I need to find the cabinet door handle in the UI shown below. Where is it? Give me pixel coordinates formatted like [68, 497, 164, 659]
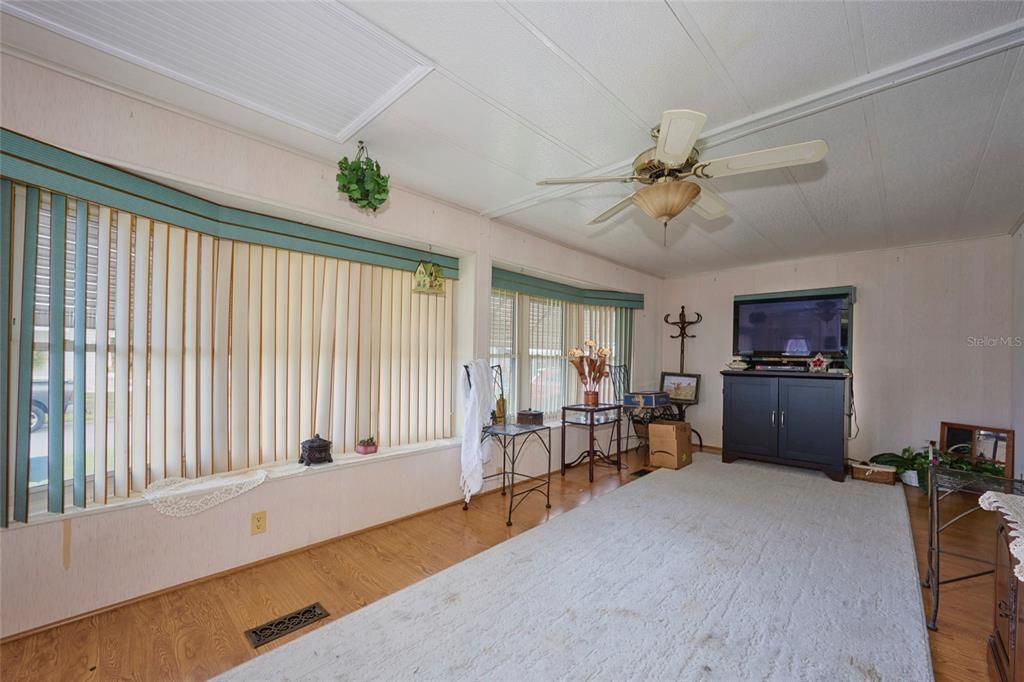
[780, 411, 786, 427]
[999, 600, 1012, 619]
[770, 410, 776, 426]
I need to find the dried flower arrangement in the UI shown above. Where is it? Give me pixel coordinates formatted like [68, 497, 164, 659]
[567, 339, 611, 400]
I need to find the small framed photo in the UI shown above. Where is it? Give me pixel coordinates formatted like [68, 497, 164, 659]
[660, 372, 701, 405]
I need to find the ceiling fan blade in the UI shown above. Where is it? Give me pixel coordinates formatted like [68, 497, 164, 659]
[690, 186, 729, 220]
[655, 109, 707, 166]
[589, 193, 636, 224]
[537, 175, 637, 186]
[694, 140, 828, 179]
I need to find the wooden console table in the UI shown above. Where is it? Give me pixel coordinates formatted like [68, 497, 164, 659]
[982, 490, 1024, 681]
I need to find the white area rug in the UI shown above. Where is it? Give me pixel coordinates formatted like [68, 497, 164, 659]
[218, 454, 933, 681]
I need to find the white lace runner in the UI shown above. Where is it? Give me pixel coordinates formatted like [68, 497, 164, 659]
[980, 491, 1024, 581]
[142, 464, 306, 517]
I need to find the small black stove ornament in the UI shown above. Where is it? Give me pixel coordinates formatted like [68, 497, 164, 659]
[300, 434, 333, 465]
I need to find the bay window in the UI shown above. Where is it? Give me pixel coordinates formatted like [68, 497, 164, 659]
[0, 131, 457, 524]
[488, 269, 640, 420]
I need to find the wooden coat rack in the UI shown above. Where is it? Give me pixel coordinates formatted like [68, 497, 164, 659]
[664, 305, 702, 372]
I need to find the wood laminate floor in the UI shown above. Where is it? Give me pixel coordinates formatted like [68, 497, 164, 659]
[0, 452, 996, 681]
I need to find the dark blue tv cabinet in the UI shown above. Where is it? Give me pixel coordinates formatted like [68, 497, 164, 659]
[721, 371, 850, 481]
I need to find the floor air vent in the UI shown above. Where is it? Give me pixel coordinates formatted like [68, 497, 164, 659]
[245, 602, 329, 648]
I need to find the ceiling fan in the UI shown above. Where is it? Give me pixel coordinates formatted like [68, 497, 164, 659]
[537, 109, 828, 236]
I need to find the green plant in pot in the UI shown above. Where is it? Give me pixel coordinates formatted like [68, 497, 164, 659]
[355, 436, 377, 455]
[870, 443, 1006, 489]
[336, 141, 389, 212]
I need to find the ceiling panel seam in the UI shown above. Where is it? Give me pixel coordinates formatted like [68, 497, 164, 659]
[2, 2, 435, 145]
[0, 45, 357, 168]
[950, 47, 1023, 234]
[331, 5, 602, 166]
[483, 19, 1024, 220]
[697, 19, 1024, 150]
[336, 65, 433, 142]
[382, 106, 570, 186]
[699, 184, 786, 258]
[426, 67, 598, 167]
[844, 0, 891, 246]
[841, 1, 870, 76]
[495, 0, 650, 131]
[1011, 210, 1024, 237]
[0, 4, 348, 140]
[781, 167, 831, 243]
[859, 97, 894, 247]
[480, 154, 641, 218]
[661, 0, 754, 115]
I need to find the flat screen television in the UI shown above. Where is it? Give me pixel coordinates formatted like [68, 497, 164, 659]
[733, 291, 852, 359]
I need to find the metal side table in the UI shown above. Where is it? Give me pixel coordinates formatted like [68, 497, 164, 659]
[922, 463, 1023, 630]
[561, 403, 622, 483]
[463, 423, 552, 526]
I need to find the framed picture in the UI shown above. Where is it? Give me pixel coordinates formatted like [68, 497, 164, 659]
[660, 372, 701, 405]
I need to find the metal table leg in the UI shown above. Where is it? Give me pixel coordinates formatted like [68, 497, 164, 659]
[545, 429, 552, 509]
[505, 436, 515, 526]
[616, 407, 622, 471]
[588, 416, 595, 482]
[560, 407, 567, 476]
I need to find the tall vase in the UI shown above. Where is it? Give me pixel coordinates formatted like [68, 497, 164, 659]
[583, 390, 599, 407]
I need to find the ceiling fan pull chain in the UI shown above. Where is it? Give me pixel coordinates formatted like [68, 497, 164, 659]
[663, 220, 668, 247]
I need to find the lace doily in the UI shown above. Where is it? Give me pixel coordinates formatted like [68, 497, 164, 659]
[980, 491, 1024, 581]
[142, 469, 270, 517]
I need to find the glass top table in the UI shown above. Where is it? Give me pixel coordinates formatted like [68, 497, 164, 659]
[464, 421, 553, 526]
[561, 403, 623, 482]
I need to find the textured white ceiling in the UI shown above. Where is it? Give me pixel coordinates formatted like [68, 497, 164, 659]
[2, 0, 431, 139]
[2, 0, 1023, 277]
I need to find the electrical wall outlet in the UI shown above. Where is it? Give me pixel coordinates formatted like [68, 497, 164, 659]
[250, 511, 267, 535]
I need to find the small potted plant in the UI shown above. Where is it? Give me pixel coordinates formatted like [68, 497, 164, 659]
[355, 436, 377, 455]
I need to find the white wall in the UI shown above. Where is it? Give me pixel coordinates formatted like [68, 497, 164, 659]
[1014, 230, 1024, 438]
[0, 54, 662, 637]
[660, 237, 1017, 462]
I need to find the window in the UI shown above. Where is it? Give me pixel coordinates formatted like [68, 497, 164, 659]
[3, 183, 455, 519]
[488, 289, 517, 414]
[489, 288, 634, 419]
[526, 296, 567, 416]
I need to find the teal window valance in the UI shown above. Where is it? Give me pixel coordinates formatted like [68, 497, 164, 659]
[0, 129, 458, 278]
[491, 267, 644, 309]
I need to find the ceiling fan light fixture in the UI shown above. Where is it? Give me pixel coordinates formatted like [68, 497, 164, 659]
[632, 181, 701, 223]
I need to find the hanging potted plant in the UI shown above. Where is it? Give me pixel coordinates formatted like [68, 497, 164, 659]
[336, 141, 390, 212]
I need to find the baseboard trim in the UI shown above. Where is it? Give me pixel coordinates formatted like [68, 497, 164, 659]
[2, 447, 663, 644]
[0, 486, 502, 644]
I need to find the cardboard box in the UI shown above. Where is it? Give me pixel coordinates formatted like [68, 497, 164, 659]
[647, 420, 693, 470]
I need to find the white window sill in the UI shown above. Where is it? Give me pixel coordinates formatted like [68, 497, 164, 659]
[6, 437, 462, 530]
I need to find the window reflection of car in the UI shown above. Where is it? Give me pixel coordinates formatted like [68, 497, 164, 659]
[30, 380, 73, 432]
[530, 366, 562, 407]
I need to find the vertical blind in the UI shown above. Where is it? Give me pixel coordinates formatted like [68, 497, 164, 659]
[488, 289, 517, 414]
[489, 289, 634, 418]
[526, 296, 567, 417]
[2, 182, 454, 524]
